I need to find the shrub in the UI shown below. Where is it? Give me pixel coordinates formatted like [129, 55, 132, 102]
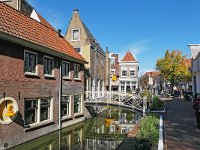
[137, 114, 159, 146]
[150, 96, 164, 111]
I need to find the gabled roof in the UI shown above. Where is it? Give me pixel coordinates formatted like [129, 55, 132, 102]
[122, 50, 136, 62]
[184, 59, 191, 68]
[68, 10, 105, 56]
[144, 71, 160, 77]
[0, 2, 85, 62]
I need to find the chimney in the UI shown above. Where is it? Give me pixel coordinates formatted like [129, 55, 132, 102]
[106, 47, 109, 53]
[58, 29, 62, 38]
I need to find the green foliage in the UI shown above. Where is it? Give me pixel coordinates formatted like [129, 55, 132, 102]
[150, 96, 164, 110]
[141, 90, 152, 102]
[137, 114, 159, 145]
[126, 89, 132, 94]
[126, 137, 151, 150]
[156, 50, 191, 88]
[139, 75, 149, 89]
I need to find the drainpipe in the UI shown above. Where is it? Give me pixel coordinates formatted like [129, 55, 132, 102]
[58, 59, 62, 130]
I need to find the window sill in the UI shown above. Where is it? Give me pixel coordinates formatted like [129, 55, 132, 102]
[62, 115, 72, 122]
[63, 76, 71, 80]
[74, 78, 81, 81]
[44, 74, 55, 79]
[74, 112, 84, 118]
[24, 72, 39, 77]
[24, 119, 54, 132]
[71, 39, 80, 42]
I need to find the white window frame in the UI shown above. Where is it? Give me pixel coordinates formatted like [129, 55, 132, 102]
[62, 61, 71, 79]
[24, 98, 53, 128]
[74, 94, 82, 114]
[129, 69, 135, 77]
[71, 29, 80, 41]
[74, 64, 80, 80]
[121, 69, 128, 77]
[61, 95, 71, 119]
[24, 50, 38, 76]
[43, 55, 54, 77]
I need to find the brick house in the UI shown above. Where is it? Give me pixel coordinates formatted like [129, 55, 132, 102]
[0, 1, 89, 149]
[118, 51, 139, 93]
[109, 52, 120, 91]
[65, 9, 106, 97]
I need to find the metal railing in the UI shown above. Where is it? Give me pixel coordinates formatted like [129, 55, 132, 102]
[85, 91, 143, 112]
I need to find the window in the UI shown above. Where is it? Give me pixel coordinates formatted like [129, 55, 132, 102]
[25, 100, 38, 125]
[74, 95, 81, 113]
[25, 98, 52, 126]
[111, 69, 115, 75]
[44, 56, 54, 76]
[62, 61, 70, 78]
[24, 51, 37, 74]
[122, 70, 127, 77]
[40, 99, 51, 121]
[120, 82, 125, 92]
[61, 96, 71, 117]
[72, 29, 80, 41]
[74, 64, 80, 79]
[130, 70, 135, 77]
[74, 47, 81, 54]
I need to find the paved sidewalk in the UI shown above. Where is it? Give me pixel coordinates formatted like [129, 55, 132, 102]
[163, 98, 200, 150]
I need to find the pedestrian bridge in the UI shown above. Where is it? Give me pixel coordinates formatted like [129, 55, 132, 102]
[85, 91, 144, 112]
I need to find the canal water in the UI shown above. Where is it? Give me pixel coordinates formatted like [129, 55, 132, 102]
[10, 107, 142, 150]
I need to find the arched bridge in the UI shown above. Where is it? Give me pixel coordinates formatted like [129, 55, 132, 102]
[85, 91, 144, 112]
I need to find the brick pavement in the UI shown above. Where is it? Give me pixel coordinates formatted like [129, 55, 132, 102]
[163, 98, 200, 150]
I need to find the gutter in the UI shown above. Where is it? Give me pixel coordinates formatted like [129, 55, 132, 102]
[0, 31, 87, 64]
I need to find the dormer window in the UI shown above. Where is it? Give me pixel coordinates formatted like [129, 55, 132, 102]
[74, 47, 81, 54]
[71, 29, 80, 41]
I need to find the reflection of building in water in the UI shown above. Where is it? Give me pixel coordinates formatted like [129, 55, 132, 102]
[85, 138, 119, 150]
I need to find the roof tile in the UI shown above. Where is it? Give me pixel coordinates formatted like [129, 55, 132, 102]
[0, 2, 85, 62]
[122, 50, 136, 61]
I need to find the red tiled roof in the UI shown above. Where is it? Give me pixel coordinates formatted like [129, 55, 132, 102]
[144, 71, 160, 77]
[0, 2, 85, 62]
[122, 50, 136, 61]
[37, 13, 55, 31]
[184, 59, 191, 68]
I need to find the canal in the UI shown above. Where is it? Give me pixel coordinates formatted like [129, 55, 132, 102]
[10, 107, 142, 150]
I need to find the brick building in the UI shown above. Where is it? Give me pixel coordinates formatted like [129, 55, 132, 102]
[65, 9, 106, 97]
[0, 1, 89, 149]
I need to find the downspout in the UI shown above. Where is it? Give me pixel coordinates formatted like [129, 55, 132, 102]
[58, 59, 62, 130]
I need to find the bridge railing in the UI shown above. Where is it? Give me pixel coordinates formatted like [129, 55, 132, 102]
[85, 91, 141, 105]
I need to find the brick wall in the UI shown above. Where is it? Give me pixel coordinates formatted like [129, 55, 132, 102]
[0, 40, 86, 149]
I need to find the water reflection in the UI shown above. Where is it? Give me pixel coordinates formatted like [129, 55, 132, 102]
[10, 107, 142, 150]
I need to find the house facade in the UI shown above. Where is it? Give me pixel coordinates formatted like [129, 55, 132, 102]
[118, 51, 139, 93]
[0, 2, 90, 149]
[109, 52, 120, 91]
[141, 71, 161, 94]
[65, 9, 106, 97]
[188, 44, 200, 95]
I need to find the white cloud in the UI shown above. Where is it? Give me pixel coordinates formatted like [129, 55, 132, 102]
[118, 38, 152, 61]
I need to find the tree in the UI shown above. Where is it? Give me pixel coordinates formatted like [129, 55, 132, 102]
[138, 74, 149, 90]
[156, 50, 191, 92]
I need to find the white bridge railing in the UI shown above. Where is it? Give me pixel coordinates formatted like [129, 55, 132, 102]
[85, 91, 143, 112]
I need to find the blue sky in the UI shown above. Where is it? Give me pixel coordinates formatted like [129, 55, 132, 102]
[28, 0, 200, 75]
